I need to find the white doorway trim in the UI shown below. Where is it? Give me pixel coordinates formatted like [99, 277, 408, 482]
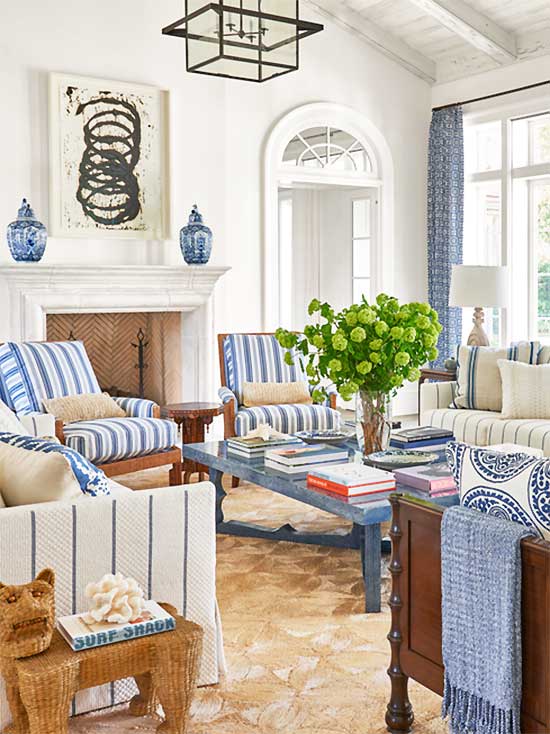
[263, 102, 395, 329]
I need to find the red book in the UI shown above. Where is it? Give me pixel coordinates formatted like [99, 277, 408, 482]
[306, 474, 395, 497]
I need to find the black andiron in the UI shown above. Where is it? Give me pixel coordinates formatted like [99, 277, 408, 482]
[131, 328, 149, 399]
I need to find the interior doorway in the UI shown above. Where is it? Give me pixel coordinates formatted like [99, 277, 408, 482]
[264, 103, 393, 330]
[278, 183, 378, 330]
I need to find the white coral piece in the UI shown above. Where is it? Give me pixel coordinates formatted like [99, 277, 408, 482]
[83, 573, 145, 625]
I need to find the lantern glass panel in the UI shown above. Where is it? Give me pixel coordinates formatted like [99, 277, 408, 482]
[186, 7, 222, 70]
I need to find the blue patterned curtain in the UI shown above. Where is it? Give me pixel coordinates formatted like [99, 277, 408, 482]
[428, 106, 463, 366]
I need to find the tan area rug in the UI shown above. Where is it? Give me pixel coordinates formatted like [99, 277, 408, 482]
[70, 468, 446, 734]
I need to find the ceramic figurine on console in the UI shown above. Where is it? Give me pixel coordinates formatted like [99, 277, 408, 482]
[180, 204, 212, 264]
[6, 199, 47, 262]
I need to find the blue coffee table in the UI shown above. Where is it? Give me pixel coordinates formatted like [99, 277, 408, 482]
[181, 440, 459, 612]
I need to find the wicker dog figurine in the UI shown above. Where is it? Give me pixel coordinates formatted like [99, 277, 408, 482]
[0, 569, 203, 734]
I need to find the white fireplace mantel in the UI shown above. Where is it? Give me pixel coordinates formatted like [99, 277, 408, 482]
[0, 264, 231, 401]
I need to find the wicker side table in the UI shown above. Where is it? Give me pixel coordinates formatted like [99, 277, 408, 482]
[162, 402, 223, 483]
[5, 608, 203, 734]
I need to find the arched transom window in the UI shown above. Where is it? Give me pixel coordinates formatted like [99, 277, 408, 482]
[282, 126, 375, 173]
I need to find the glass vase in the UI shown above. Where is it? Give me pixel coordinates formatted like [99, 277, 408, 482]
[355, 389, 391, 458]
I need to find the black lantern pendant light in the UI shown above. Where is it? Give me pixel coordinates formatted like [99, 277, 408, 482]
[162, 0, 323, 82]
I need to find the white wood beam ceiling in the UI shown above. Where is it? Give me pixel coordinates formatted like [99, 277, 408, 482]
[308, 0, 544, 83]
[306, 0, 437, 82]
[407, 0, 517, 64]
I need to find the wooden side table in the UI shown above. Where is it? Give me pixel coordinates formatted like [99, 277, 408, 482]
[418, 367, 457, 424]
[162, 402, 223, 483]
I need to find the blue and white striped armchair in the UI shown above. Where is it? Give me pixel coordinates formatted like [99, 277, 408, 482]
[0, 341, 182, 483]
[217, 333, 341, 438]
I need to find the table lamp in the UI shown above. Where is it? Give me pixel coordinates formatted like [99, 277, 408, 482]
[449, 265, 508, 347]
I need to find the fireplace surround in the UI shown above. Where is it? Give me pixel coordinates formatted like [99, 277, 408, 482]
[0, 264, 230, 403]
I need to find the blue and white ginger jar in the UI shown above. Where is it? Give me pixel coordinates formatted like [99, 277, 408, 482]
[180, 205, 212, 265]
[7, 199, 47, 262]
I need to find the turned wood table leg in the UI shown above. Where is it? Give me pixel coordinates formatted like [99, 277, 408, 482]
[386, 495, 414, 733]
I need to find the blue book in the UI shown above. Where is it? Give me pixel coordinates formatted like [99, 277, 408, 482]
[390, 436, 453, 449]
[57, 600, 176, 651]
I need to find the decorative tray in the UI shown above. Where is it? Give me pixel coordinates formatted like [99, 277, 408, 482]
[365, 449, 439, 471]
[294, 429, 354, 446]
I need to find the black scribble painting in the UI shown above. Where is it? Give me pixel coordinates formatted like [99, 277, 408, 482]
[75, 96, 142, 226]
[51, 74, 166, 238]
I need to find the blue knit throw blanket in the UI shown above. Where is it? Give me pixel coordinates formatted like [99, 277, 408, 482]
[441, 506, 535, 734]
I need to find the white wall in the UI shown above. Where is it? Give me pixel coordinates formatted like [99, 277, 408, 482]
[1, 0, 432, 344]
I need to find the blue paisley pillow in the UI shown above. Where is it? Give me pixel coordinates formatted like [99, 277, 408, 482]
[0, 432, 109, 497]
[446, 441, 550, 539]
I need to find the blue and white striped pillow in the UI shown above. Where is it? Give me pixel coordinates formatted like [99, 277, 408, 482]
[454, 342, 539, 412]
[0, 341, 100, 416]
[0, 432, 109, 496]
[222, 334, 309, 405]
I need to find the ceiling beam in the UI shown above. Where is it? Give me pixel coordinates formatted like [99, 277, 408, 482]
[306, 0, 437, 83]
[406, 0, 517, 64]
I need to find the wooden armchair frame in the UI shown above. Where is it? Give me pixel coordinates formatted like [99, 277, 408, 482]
[386, 494, 550, 734]
[217, 332, 338, 440]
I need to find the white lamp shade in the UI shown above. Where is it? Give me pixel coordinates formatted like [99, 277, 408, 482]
[449, 265, 509, 308]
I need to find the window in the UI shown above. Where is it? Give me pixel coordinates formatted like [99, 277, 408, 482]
[282, 126, 374, 173]
[352, 196, 373, 303]
[464, 107, 550, 344]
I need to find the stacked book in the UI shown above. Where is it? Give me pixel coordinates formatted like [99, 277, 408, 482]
[265, 444, 348, 474]
[227, 434, 303, 459]
[307, 463, 396, 500]
[393, 463, 456, 498]
[389, 426, 454, 452]
[57, 600, 176, 651]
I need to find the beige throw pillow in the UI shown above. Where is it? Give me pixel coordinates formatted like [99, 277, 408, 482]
[498, 359, 550, 419]
[242, 381, 313, 407]
[454, 344, 536, 412]
[0, 441, 82, 506]
[42, 392, 126, 423]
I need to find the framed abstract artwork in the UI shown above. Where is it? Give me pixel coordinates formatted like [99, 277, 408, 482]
[49, 73, 170, 239]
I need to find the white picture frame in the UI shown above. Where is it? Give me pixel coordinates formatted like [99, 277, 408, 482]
[49, 72, 170, 239]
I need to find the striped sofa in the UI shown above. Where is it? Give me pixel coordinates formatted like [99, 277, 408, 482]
[421, 381, 550, 456]
[0, 481, 224, 729]
[0, 341, 182, 482]
[218, 333, 340, 438]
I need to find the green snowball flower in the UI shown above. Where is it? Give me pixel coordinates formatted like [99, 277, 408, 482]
[350, 326, 366, 343]
[312, 335, 324, 349]
[416, 315, 431, 330]
[345, 311, 358, 326]
[332, 334, 348, 351]
[358, 308, 376, 325]
[423, 333, 436, 348]
[375, 321, 389, 337]
[407, 367, 421, 382]
[328, 358, 342, 372]
[386, 298, 399, 314]
[303, 324, 316, 339]
[283, 351, 294, 366]
[357, 361, 372, 375]
[390, 375, 403, 388]
[370, 352, 381, 364]
[418, 303, 431, 315]
[395, 351, 410, 367]
[404, 327, 417, 342]
[428, 347, 439, 361]
[308, 298, 321, 315]
[369, 339, 383, 351]
[306, 364, 316, 378]
[390, 326, 404, 340]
